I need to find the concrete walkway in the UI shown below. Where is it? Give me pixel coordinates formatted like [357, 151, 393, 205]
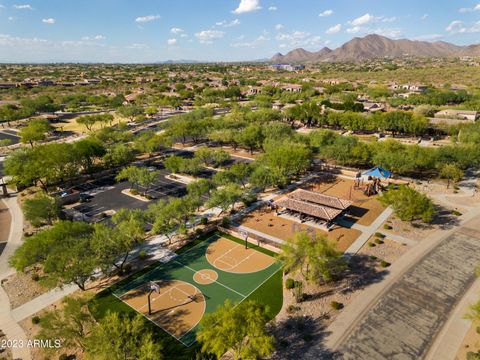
[344, 207, 393, 255]
[0, 194, 31, 360]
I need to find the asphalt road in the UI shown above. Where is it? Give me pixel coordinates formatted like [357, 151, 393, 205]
[0, 130, 20, 145]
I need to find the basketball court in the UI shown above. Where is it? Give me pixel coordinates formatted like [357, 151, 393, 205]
[113, 233, 282, 346]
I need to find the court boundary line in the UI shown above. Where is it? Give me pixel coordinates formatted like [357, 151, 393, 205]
[113, 280, 206, 347]
[206, 238, 277, 274]
[175, 261, 247, 298]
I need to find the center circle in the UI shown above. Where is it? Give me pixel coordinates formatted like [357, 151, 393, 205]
[193, 269, 218, 285]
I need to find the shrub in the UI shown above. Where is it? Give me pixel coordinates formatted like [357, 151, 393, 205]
[31, 273, 40, 281]
[200, 217, 208, 225]
[59, 354, 69, 360]
[330, 301, 344, 310]
[452, 210, 462, 216]
[374, 238, 384, 245]
[31, 316, 41, 324]
[375, 232, 386, 238]
[221, 217, 231, 227]
[370, 255, 378, 260]
[138, 250, 147, 260]
[380, 260, 391, 268]
[285, 278, 295, 289]
[384, 224, 392, 230]
[130, 188, 139, 195]
[293, 282, 304, 303]
[379, 186, 435, 223]
[287, 305, 300, 313]
[368, 242, 376, 247]
[302, 334, 314, 342]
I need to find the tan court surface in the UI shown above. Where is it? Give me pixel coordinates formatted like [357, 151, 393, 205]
[113, 233, 282, 346]
[121, 280, 205, 339]
[206, 237, 276, 273]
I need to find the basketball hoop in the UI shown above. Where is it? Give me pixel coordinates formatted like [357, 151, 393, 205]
[148, 281, 160, 315]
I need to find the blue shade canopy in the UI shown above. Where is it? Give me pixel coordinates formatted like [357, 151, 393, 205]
[362, 166, 392, 179]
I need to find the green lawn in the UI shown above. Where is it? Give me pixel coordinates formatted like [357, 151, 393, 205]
[89, 231, 283, 359]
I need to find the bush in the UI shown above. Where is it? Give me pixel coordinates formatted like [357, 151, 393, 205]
[59, 354, 69, 360]
[31, 316, 41, 324]
[374, 238, 384, 245]
[330, 301, 344, 310]
[368, 242, 376, 247]
[138, 250, 147, 260]
[130, 188, 139, 195]
[31, 273, 40, 281]
[285, 278, 295, 289]
[200, 217, 208, 225]
[384, 224, 392, 230]
[293, 282, 305, 303]
[379, 186, 435, 223]
[380, 260, 391, 268]
[370, 255, 378, 260]
[221, 217, 231, 227]
[375, 232, 386, 238]
[452, 210, 462, 216]
[287, 305, 300, 313]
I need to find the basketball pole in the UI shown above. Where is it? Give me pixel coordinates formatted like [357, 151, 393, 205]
[148, 289, 154, 315]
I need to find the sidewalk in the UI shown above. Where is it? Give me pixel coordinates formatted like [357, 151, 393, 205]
[0, 194, 31, 360]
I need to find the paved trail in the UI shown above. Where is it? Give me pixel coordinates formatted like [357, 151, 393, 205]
[334, 221, 480, 359]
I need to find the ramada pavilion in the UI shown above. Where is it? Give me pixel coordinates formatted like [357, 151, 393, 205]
[275, 189, 352, 229]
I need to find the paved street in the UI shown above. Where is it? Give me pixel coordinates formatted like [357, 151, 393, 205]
[335, 225, 480, 360]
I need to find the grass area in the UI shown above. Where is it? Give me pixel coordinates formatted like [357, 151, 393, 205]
[89, 231, 283, 359]
[53, 113, 126, 134]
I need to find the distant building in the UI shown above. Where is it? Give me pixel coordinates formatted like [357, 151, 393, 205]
[434, 109, 479, 122]
[270, 64, 305, 72]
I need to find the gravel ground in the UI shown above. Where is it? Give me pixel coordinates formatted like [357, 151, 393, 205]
[2, 271, 49, 309]
[358, 236, 409, 264]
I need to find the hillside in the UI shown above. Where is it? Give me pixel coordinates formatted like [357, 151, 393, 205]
[271, 34, 480, 63]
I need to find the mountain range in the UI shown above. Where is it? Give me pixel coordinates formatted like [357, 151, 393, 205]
[271, 34, 480, 63]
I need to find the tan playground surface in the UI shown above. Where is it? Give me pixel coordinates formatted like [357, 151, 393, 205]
[306, 176, 385, 226]
[206, 237, 275, 273]
[120, 280, 205, 339]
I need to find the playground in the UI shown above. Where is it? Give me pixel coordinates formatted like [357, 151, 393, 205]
[113, 233, 282, 346]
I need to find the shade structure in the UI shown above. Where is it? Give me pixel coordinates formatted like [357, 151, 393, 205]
[362, 166, 392, 179]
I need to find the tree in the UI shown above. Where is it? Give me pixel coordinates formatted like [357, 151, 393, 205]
[10, 221, 97, 291]
[279, 232, 346, 284]
[116, 166, 159, 196]
[85, 312, 162, 360]
[117, 105, 145, 121]
[197, 300, 274, 360]
[440, 163, 464, 189]
[207, 183, 243, 214]
[23, 193, 60, 227]
[379, 185, 435, 223]
[103, 144, 135, 168]
[235, 124, 264, 154]
[37, 294, 95, 354]
[19, 119, 53, 147]
[73, 138, 106, 173]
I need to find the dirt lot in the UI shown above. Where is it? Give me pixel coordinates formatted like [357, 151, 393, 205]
[239, 207, 361, 252]
[1, 271, 49, 309]
[305, 176, 385, 226]
[456, 319, 480, 360]
[357, 236, 409, 264]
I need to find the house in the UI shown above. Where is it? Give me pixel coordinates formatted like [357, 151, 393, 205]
[434, 109, 479, 122]
[270, 64, 305, 72]
[281, 84, 302, 93]
[363, 102, 386, 113]
[272, 102, 284, 110]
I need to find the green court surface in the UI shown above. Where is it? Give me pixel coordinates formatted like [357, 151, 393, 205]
[113, 233, 282, 346]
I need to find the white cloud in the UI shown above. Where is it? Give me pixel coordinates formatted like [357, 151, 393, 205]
[167, 38, 178, 45]
[126, 43, 148, 50]
[231, 34, 269, 48]
[42, 18, 55, 24]
[346, 26, 402, 38]
[0, 5, 5, 9]
[421, 14, 429, 20]
[180, 33, 188, 38]
[13, 4, 32, 10]
[275, 23, 284, 31]
[319, 10, 333, 17]
[382, 17, 397, 23]
[170, 27, 184, 34]
[276, 31, 323, 47]
[350, 13, 379, 26]
[268, 6, 277, 11]
[82, 35, 106, 41]
[195, 30, 225, 44]
[459, 3, 480, 13]
[326, 24, 341, 34]
[446, 20, 467, 34]
[233, 0, 261, 14]
[414, 34, 443, 41]
[8, 16, 13, 21]
[216, 19, 241, 28]
[135, 15, 160, 23]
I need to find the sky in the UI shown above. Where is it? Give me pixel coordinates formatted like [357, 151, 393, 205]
[0, 0, 479, 63]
